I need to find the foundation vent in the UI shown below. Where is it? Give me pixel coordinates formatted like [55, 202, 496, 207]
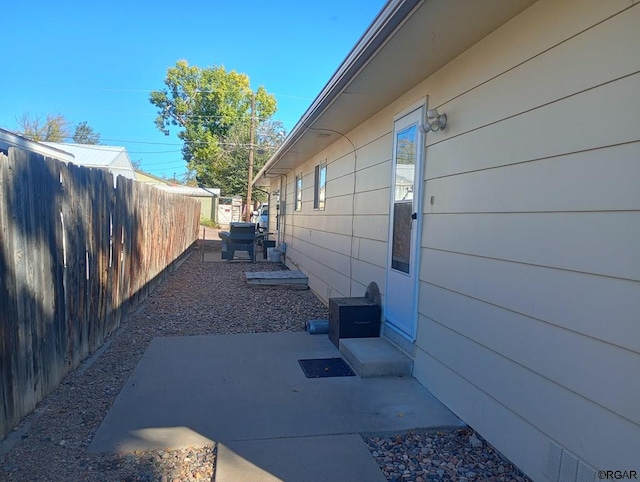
[577, 464, 597, 482]
[559, 451, 578, 482]
[544, 441, 563, 481]
[544, 441, 595, 482]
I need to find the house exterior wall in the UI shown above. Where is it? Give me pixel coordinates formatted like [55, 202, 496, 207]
[273, 125, 392, 300]
[267, 0, 640, 479]
[198, 195, 216, 222]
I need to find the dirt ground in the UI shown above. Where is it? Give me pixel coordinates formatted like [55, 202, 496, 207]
[196, 225, 222, 242]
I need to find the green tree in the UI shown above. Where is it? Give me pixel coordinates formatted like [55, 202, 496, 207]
[181, 170, 199, 187]
[213, 119, 286, 202]
[72, 121, 101, 144]
[149, 60, 279, 198]
[16, 112, 71, 142]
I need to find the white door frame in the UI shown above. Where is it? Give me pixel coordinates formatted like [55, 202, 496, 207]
[384, 100, 426, 342]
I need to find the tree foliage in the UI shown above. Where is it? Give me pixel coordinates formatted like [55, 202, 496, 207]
[149, 60, 282, 198]
[210, 120, 286, 201]
[72, 121, 101, 144]
[17, 113, 71, 142]
[16, 114, 102, 146]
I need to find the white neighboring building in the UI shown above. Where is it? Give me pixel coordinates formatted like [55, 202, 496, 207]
[43, 142, 136, 180]
[0, 128, 74, 162]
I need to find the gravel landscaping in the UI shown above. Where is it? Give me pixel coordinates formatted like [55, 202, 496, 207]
[365, 429, 530, 482]
[0, 247, 531, 481]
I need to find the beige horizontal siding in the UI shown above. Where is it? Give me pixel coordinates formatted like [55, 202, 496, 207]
[350, 258, 386, 295]
[354, 188, 389, 216]
[268, 2, 639, 478]
[354, 162, 391, 193]
[420, 249, 640, 352]
[327, 173, 355, 200]
[421, 0, 635, 117]
[427, 74, 640, 179]
[412, 348, 551, 481]
[418, 283, 640, 426]
[353, 130, 392, 172]
[356, 238, 387, 269]
[287, 214, 353, 235]
[323, 194, 355, 218]
[416, 319, 640, 468]
[274, 127, 392, 299]
[412, 340, 637, 482]
[423, 212, 640, 281]
[430, 4, 640, 147]
[289, 225, 352, 256]
[410, 2, 640, 477]
[289, 228, 351, 277]
[427, 73, 640, 179]
[284, 243, 351, 297]
[325, 155, 355, 181]
[352, 214, 388, 242]
[424, 142, 640, 213]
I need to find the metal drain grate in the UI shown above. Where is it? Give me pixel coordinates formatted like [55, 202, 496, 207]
[298, 358, 356, 378]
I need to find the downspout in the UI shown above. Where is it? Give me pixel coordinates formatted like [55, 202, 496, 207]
[279, 174, 288, 249]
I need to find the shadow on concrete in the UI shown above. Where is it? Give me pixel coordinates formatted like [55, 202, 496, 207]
[88, 332, 463, 481]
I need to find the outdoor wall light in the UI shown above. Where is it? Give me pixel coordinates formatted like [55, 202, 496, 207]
[420, 108, 447, 132]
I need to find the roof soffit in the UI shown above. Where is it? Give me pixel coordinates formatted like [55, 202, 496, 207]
[257, 0, 536, 182]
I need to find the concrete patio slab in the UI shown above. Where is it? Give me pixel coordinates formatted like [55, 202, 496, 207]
[216, 434, 386, 482]
[89, 331, 462, 455]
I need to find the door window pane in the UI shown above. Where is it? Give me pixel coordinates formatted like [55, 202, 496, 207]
[391, 124, 416, 273]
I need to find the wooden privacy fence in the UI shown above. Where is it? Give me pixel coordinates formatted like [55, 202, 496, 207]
[0, 148, 200, 439]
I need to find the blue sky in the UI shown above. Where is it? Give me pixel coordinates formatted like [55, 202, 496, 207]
[1, 0, 386, 178]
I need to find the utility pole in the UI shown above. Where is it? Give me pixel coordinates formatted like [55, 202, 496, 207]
[245, 91, 256, 222]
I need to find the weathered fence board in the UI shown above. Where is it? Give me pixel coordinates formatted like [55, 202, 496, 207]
[0, 148, 200, 439]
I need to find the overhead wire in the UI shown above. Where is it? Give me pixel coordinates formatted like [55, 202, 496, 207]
[47, 87, 302, 174]
[298, 120, 359, 296]
[103, 88, 313, 101]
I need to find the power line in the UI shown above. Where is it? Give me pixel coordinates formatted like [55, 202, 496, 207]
[140, 159, 188, 166]
[105, 111, 285, 121]
[57, 135, 280, 148]
[128, 149, 182, 154]
[103, 88, 313, 101]
[140, 160, 186, 166]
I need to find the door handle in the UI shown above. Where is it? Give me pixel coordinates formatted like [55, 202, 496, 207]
[411, 212, 417, 220]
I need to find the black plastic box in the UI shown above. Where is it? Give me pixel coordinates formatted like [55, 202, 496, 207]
[328, 297, 381, 348]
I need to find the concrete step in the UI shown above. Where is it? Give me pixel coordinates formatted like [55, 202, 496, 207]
[339, 337, 413, 378]
[245, 270, 309, 287]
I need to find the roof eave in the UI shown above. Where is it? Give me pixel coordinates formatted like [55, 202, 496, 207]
[254, 0, 537, 185]
[253, 0, 421, 184]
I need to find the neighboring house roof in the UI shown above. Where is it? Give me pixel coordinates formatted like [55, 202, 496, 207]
[254, 0, 535, 184]
[0, 128, 75, 162]
[135, 169, 220, 197]
[134, 169, 171, 185]
[43, 142, 136, 180]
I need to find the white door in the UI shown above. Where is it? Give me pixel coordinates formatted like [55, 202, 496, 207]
[385, 106, 424, 341]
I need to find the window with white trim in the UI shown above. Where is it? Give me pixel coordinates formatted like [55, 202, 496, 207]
[295, 173, 302, 211]
[313, 162, 326, 210]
